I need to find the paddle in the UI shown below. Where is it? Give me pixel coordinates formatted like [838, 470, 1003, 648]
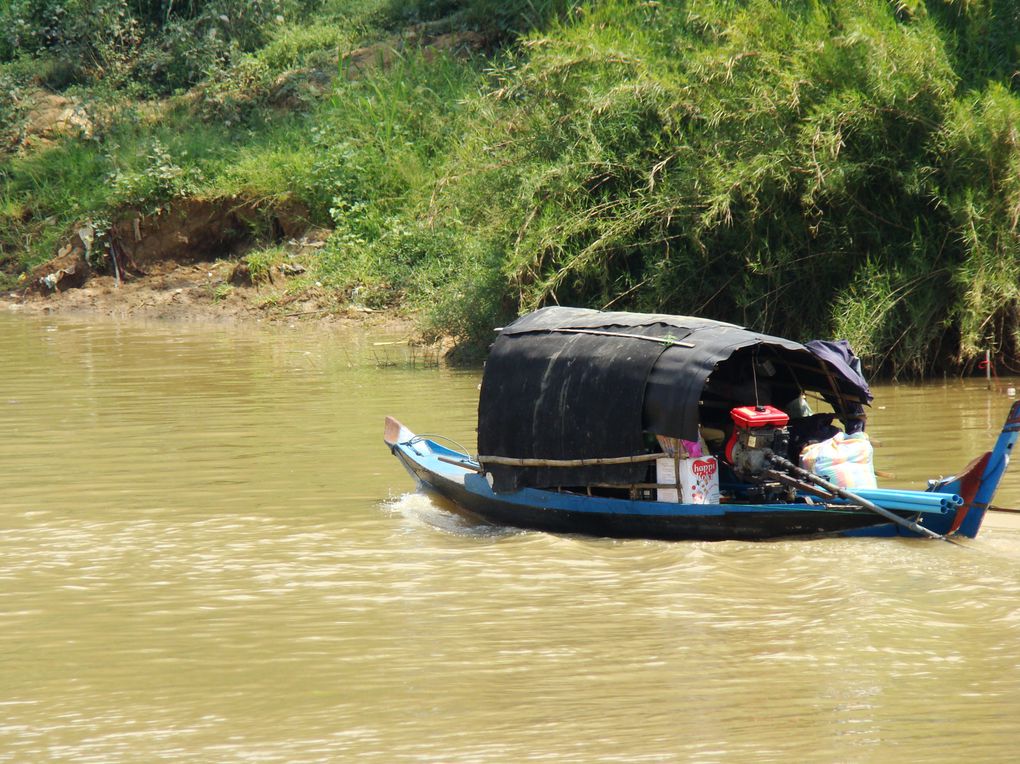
[766, 453, 955, 543]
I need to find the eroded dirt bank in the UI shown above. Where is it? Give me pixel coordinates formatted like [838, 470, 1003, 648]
[0, 198, 414, 334]
[1, 258, 415, 334]
[1, 264, 417, 340]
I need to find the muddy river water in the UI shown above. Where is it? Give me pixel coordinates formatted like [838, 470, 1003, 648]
[2, 312, 1020, 762]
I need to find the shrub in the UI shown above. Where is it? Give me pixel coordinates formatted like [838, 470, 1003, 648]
[401, 0, 1008, 370]
[378, 0, 582, 35]
[255, 22, 350, 71]
[0, 0, 294, 93]
[107, 138, 204, 209]
[0, 72, 26, 150]
[922, 0, 1020, 91]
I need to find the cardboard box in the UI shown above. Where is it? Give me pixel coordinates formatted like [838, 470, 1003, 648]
[657, 456, 720, 504]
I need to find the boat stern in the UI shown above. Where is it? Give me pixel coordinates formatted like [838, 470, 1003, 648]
[929, 400, 1020, 537]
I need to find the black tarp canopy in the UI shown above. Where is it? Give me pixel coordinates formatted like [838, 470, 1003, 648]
[477, 307, 872, 492]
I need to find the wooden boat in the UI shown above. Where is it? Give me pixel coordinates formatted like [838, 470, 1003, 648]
[385, 307, 1020, 541]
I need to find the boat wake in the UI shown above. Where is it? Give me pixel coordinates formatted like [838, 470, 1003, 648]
[384, 492, 520, 538]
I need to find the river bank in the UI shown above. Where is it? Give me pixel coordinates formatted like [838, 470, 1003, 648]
[0, 255, 417, 335]
[2, 2, 1019, 375]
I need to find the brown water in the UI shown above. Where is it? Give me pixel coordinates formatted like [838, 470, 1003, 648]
[3, 312, 1020, 763]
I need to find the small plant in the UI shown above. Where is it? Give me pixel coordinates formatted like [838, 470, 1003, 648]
[213, 282, 234, 301]
[198, 55, 273, 122]
[256, 22, 350, 72]
[243, 245, 285, 285]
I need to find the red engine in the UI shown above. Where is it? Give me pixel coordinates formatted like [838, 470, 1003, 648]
[724, 405, 790, 480]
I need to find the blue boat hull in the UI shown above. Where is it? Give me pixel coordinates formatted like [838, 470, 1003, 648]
[405, 460, 897, 541]
[385, 402, 1020, 541]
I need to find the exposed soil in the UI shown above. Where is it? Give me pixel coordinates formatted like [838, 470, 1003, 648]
[0, 254, 414, 331]
[1, 265, 422, 349]
[15, 89, 94, 151]
[0, 198, 412, 333]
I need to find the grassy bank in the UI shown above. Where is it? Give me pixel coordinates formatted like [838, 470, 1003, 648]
[1, 0, 1019, 376]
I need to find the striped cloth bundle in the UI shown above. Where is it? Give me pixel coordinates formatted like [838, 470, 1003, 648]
[799, 431, 877, 490]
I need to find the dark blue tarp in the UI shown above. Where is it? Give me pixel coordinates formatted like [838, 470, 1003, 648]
[805, 339, 873, 403]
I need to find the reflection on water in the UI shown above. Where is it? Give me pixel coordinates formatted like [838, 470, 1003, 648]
[2, 312, 1020, 762]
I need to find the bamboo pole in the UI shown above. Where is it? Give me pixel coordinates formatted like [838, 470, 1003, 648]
[477, 452, 663, 468]
[438, 455, 484, 472]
